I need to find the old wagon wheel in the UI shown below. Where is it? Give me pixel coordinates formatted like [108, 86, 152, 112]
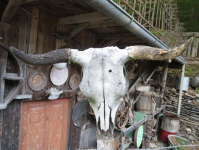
[115, 101, 129, 129]
[0, 42, 23, 109]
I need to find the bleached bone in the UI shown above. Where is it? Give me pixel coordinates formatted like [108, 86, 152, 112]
[42, 87, 77, 100]
[10, 37, 193, 135]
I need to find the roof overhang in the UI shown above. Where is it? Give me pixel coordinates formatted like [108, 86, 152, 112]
[81, 0, 186, 65]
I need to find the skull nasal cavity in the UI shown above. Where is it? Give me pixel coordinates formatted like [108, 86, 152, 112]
[109, 70, 112, 72]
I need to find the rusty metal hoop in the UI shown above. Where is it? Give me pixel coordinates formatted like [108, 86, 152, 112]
[28, 70, 47, 91]
[115, 101, 129, 129]
[69, 74, 80, 89]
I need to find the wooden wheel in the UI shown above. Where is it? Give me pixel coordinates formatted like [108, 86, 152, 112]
[115, 101, 129, 129]
[0, 42, 23, 109]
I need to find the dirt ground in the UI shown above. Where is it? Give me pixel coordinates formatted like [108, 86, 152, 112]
[150, 139, 169, 149]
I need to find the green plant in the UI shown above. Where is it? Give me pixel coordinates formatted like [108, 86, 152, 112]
[195, 88, 199, 94]
[178, 0, 199, 31]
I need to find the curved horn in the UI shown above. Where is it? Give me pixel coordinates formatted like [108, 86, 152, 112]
[125, 37, 193, 61]
[10, 46, 71, 65]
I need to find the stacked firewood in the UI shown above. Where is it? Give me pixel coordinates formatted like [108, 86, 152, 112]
[164, 88, 199, 144]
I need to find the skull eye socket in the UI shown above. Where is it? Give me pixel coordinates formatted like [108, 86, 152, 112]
[123, 65, 127, 77]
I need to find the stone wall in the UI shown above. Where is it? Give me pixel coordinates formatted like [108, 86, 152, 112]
[164, 88, 199, 144]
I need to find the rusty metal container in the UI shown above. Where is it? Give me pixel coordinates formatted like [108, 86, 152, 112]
[135, 86, 153, 115]
[161, 113, 180, 133]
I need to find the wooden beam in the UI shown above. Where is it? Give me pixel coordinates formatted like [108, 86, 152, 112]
[65, 22, 90, 41]
[21, 0, 39, 5]
[0, 21, 10, 45]
[121, 0, 163, 37]
[87, 21, 119, 29]
[101, 39, 120, 47]
[119, 39, 146, 43]
[60, 12, 109, 25]
[1, 0, 23, 23]
[182, 32, 199, 38]
[191, 37, 198, 58]
[97, 33, 135, 40]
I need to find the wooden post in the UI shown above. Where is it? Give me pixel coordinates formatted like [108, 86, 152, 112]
[97, 135, 114, 150]
[191, 36, 198, 58]
[187, 37, 192, 57]
[182, 38, 187, 57]
[177, 64, 185, 117]
[155, 0, 160, 28]
[152, 61, 169, 140]
[132, 0, 137, 17]
[120, 133, 125, 150]
[1, 0, 23, 23]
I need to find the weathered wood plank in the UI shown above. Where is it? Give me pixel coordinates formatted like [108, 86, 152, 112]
[2, 101, 14, 149]
[0, 110, 3, 149]
[79, 122, 97, 149]
[8, 9, 20, 47]
[191, 37, 198, 58]
[56, 25, 63, 49]
[0, 20, 9, 104]
[101, 39, 119, 47]
[97, 33, 135, 40]
[17, 5, 30, 95]
[87, 21, 118, 29]
[65, 22, 90, 41]
[187, 37, 192, 57]
[18, 6, 29, 51]
[26, 6, 39, 100]
[60, 12, 109, 25]
[35, 8, 46, 71]
[68, 64, 82, 150]
[182, 38, 187, 57]
[0, 47, 8, 103]
[41, 11, 53, 100]
[11, 100, 22, 150]
[182, 32, 199, 38]
[1, 0, 23, 23]
[0, 21, 10, 45]
[28, 6, 39, 55]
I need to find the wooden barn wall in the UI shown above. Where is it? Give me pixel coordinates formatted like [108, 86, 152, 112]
[0, 2, 97, 150]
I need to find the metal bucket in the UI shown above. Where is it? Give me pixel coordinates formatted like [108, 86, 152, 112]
[191, 76, 199, 88]
[176, 76, 189, 91]
[161, 113, 180, 133]
[135, 86, 153, 115]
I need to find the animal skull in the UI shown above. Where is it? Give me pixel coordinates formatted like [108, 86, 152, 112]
[10, 38, 193, 135]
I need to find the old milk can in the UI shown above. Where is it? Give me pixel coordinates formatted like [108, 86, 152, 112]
[135, 86, 153, 114]
[161, 113, 180, 133]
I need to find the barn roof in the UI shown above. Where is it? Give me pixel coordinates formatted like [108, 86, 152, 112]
[4, 0, 185, 65]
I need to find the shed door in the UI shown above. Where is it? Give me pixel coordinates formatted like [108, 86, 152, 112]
[20, 98, 69, 150]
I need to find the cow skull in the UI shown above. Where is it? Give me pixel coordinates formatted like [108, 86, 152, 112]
[10, 38, 193, 135]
